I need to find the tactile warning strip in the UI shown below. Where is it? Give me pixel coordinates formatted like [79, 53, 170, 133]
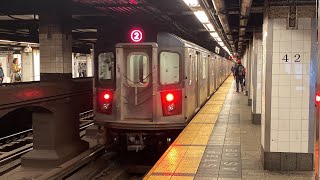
[144, 76, 233, 180]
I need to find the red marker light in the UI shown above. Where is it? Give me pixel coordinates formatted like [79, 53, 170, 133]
[166, 93, 174, 102]
[104, 93, 111, 100]
[316, 95, 320, 103]
[130, 29, 143, 43]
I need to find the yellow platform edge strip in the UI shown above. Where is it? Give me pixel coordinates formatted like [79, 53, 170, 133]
[144, 76, 234, 180]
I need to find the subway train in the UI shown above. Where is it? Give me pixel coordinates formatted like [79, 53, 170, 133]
[94, 32, 233, 151]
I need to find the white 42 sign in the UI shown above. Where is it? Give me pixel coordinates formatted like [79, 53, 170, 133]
[282, 54, 301, 62]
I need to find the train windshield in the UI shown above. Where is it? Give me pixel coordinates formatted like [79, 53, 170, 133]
[98, 52, 114, 80]
[159, 51, 180, 85]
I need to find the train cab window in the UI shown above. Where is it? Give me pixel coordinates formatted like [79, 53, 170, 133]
[127, 53, 149, 87]
[159, 52, 180, 85]
[98, 52, 114, 80]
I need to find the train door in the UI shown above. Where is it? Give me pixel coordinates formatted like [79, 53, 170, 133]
[195, 52, 200, 109]
[207, 55, 210, 97]
[117, 44, 155, 121]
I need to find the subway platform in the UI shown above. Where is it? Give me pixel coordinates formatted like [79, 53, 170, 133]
[144, 76, 314, 180]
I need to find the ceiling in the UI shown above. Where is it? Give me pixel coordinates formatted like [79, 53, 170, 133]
[0, 0, 316, 56]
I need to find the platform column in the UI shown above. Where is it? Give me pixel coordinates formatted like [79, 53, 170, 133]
[260, 2, 316, 171]
[247, 40, 253, 104]
[251, 33, 263, 124]
[21, 0, 88, 168]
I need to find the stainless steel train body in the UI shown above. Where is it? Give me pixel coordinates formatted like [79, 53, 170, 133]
[95, 33, 232, 149]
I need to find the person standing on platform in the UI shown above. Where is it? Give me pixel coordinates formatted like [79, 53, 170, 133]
[10, 58, 22, 83]
[234, 60, 245, 93]
[0, 62, 4, 84]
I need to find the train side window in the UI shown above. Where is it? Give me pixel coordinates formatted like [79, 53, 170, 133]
[98, 52, 114, 80]
[159, 52, 180, 85]
[189, 54, 192, 85]
[202, 56, 207, 79]
[127, 53, 149, 87]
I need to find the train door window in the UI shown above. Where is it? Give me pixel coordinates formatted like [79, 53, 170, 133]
[189, 54, 193, 85]
[127, 53, 149, 87]
[202, 56, 207, 79]
[98, 52, 114, 80]
[159, 52, 180, 85]
[195, 53, 198, 82]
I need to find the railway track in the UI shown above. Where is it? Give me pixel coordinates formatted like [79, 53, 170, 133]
[0, 110, 94, 176]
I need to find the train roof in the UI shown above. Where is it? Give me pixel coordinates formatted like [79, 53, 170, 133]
[157, 32, 209, 52]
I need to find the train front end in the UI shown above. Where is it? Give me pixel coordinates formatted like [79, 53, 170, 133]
[95, 38, 186, 151]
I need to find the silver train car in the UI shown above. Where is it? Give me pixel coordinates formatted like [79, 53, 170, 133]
[95, 32, 232, 150]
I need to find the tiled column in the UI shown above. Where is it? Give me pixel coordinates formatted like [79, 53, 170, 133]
[21, 0, 88, 168]
[39, 0, 72, 81]
[248, 41, 253, 105]
[21, 52, 34, 82]
[251, 33, 263, 124]
[261, 4, 316, 171]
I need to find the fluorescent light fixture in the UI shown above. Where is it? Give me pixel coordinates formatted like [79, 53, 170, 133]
[183, 0, 199, 7]
[216, 37, 222, 42]
[205, 23, 215, 31]
[194, 11, 209, 23]
[210, 32, 219, 38]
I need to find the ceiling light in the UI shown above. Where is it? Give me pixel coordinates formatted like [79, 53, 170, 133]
[205, 23, 215, 31]
[183, 0, 199, 7]
[210, 32, 219, 38]
[194, 11, 209, 23]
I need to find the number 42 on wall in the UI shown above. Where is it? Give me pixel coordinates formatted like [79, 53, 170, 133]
[282, 54, 301, 62]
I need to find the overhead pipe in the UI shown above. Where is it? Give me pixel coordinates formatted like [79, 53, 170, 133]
[238, 0, 253, 52]
[198, 0, 233, 53]
[211, 0, 235, 52]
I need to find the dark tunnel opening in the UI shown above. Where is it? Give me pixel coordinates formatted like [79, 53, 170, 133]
[0, 108, 33, 138]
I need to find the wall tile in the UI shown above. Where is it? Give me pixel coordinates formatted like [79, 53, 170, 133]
[302, 64, 310, 75]
[271, 120, 279, 130]
[292, 64, 303, 75]
[292, 42, 304, 52]
[301, 142, 308, 153]
[290, 98, 302, 109]
[272, 75, 279, 85]
[279, 120, 290, 131]
[301, 120, 309, 131]
[303, 41, 311, 52]
[290, 130, 302, 141]
[272, 87, 279, 97]
[279, 98, 290, 109]
[278, 141, 290, 152]
[291, 75, 302, 86]
[272, 63, 280, 74]
[280, 41, 292, 52]
[290, 120, 302, 131]
[302, 131, 309, 141]
[273, 30, 281, 41]
[301, 109, 309, 119]
[292, 30, 304, 41]
[279, 64, 291, 74]
[289, 109, 302, 120]
[303, 53, 311, 64]
[290, 86, 303, 97]
[273, 41, 280, 52]
[303, 30, 311, 41]
[290, 141, 301, 152]
[273, 52, 280, 64]
[280, 30, 292, 41]
[279, 86, 291, 97]
[270, 141, 278, 152]
[278, 130, 290, 141]
[271, 108, 279, 118]
[279, 75, 291, 85]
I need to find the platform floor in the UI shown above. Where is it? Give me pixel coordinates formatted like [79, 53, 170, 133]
[144, 76, 314, 180]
